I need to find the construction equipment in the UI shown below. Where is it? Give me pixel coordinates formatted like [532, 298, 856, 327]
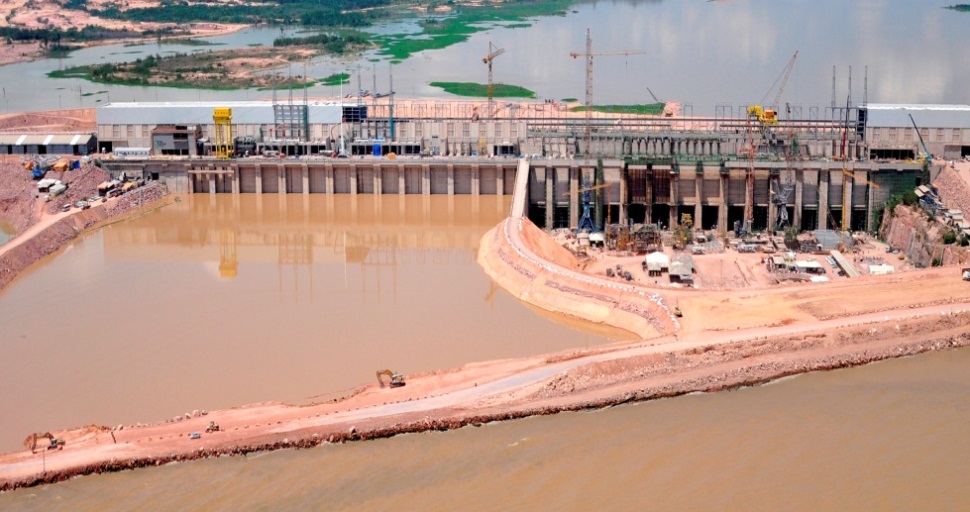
[570, 28, 646, 157]
[962, 267, 970, 281]
[562, 181, 612, 233]
[674, 213, 693, 249]
[376, 369, 406, 388]
[770, 171, 795, 228]
[748, 51, 799, 130]
[23, 432, 64, 453]
[482, 42, 506, 116]
[212, 107, 234, 159]
[205, 421, 221, 433]
[909, 113, 932, 165]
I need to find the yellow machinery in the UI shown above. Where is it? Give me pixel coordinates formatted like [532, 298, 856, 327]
[376, 369, 406, 388]
[747, 105, 779, 126]
[212, 107, 234, 159]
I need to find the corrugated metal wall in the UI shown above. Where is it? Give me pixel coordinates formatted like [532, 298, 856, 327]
[358, 168, 374, 194]
[405, 167, 422, 193]
[382, 169, 400, 194]
[430, 168, 448, 194]
[454, 167, 472, 194]
[480, 168, 497, 194]
[309, 168, 326, 193]
[240, 168, 256, 193]
[261, 169, 279, 193]
[333, 169, 350, 193]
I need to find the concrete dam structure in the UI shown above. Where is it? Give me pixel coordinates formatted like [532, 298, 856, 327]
[108, 155, 926, 235]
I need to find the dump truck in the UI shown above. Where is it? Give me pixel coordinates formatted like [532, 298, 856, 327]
[962, 268, 970, 281]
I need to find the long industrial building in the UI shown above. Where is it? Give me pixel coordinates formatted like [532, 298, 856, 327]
[93, 100, 970, 234]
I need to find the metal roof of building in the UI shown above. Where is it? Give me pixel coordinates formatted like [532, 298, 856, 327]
[0, 133, 94, 145]
[865, 103, 970, 129]
[97, 101, 345, 125]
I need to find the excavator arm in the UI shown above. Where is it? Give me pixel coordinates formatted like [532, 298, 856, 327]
[376, 369, 406, 388]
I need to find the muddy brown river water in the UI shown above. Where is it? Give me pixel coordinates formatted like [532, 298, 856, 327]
[2, 194, 969, 510]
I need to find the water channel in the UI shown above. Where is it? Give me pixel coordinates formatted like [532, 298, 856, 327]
[1, 0, 968, 115]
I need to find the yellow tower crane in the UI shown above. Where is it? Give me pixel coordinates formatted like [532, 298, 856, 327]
[570, 28, 646, 157]
[212, 107, 234, 159]
[483, 41, 506, 117]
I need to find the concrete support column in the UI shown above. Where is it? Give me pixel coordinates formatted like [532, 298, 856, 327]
[496, 166, 504, 195]
[350, 164, 358, 195]
[718, 173, 729, 233]
[188, 173, 195, 194]
[398, 166, 406, 195]
[694, 171, 703, 229]
[768, 182, 777, 232]
[208, 174, 216, 195]
[325, 165, 334, 195]
[844, 174, 853, 231]
[374, 166, 382, 195]
[232, 169, 240, 194]
[471, 164, 480, 196]
[422, 164, 431, 195]
[866, 173, 876, 233]
[447, 163, 455, 196]
[794, 170, 803, 229]
[255, 165, 263, 195]
[569, 165, 579, 229]
[545, 167, 554, 229]
[818, 170, 830, 230]
[279, 166, 286, 195]
[669, 174, 679, 230]
[302, 164, 309, 195]
[619, 166, 628, 226]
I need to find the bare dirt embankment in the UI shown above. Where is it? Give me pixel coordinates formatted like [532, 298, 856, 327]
[0, 160, 169, 293]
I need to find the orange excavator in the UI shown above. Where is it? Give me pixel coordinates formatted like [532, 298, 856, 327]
[376, 369, 406, 388]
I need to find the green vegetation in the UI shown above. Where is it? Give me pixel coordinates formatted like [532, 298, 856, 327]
[48, 48, 315, 90]
[945, 4, 970, 12]
[372, 0, 573, 60]
[273, 32, 369, 54]
[257, 81, 317, 91]
[159, 38, 224, 46]
[943, 230, 958, 244]
[570, 103, 666, 115]
[561, 97, 577, 103]
[877, 190, 920, 231]
[87, 0, 390, 26]
[429, 81, 535, 98]
[321, 73, 351, 86]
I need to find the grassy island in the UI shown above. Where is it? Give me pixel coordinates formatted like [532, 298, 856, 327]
[429, 82, 536, 98]
[569, 103, 667, 115]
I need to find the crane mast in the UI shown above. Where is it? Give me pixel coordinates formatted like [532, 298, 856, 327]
[482, 42, 506, 117]
[570, 29, 645, 157]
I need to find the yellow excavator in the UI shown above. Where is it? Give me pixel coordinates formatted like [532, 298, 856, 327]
[376, 369, 406, 388]
[24, 432, 65, 453]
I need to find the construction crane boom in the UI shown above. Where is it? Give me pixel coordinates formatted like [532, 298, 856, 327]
[483, 42, 506, 115]
[570, 28, 646, 157]
[770, 51, 798, 111]
[908, 113, 932, 165]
